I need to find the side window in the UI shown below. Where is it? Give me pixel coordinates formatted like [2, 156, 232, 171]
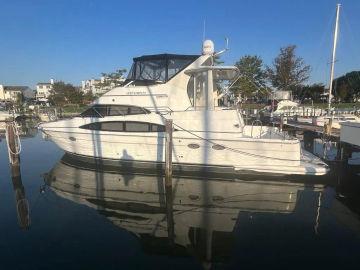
[81, 122, 101, 130]
[93, 106, 108, 117]
[108, 106, 128, 116]
[125, 122, 149, 132]
[80, 108, 101, 117]
[81, 105, 150, 117]
[128, 106, 147, 115]
[80, 106, 107, 117]
[151, 124, 165, 132]
[101, 122, 124, 132]
[187, 76, 194, 106]
[80, 121, 165, 132]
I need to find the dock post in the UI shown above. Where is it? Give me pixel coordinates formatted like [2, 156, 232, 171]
[5, 121, 20, 165]
[164, 119, 174, 245]
[5, 121, 29, 229]
[165, 119, 173, 187]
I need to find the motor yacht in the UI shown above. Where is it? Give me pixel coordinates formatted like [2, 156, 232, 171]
[39, 40, 328, 176]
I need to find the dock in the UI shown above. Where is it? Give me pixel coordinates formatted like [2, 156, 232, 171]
[282, 120, 340, 138]
[271, 119, 360, 166]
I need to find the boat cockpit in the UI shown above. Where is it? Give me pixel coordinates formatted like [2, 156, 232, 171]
[185, 66, 239, 110]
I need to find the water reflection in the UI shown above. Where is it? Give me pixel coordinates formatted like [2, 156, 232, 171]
[10, 163, 31, 229]
[43, 154, 337, 268]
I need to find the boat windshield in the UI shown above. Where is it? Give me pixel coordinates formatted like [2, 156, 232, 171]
[126, 54, 199, 83]
[80, 105, 150, 118]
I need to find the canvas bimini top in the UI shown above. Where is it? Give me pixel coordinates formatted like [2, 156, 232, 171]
[126, 54, 200, 84]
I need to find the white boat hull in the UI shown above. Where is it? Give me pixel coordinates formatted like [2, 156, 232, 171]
[39, 113, 328, 176]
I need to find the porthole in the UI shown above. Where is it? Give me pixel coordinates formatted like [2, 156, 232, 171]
[69, 137, 76, 141]
[212, 144, 225, 150]
[188, 143, 200, 149]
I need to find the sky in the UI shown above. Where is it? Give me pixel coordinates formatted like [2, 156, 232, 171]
[0, 0, 359, 89]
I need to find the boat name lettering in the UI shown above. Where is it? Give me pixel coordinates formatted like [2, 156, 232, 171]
[126, 91, 147, 95]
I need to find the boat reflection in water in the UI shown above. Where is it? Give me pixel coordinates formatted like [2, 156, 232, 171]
[44, 154, 327, 268]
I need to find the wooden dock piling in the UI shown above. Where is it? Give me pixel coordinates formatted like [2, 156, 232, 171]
[280, 115, 284, 131]
[5, 121, 20, 165]
[164, 119, 174, 244]
[165, 119, 173, 187]
[5, 121, 29, 229]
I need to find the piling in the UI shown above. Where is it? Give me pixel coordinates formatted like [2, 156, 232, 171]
[280, 115, 284, 131]
[5, 121, 29, 229]
[164, 119, 174, 244]
[165, 119, 173, 187]
[5, 121, 20, 165]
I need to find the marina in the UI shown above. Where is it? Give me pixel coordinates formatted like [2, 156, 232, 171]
[1, 1, 360, 269]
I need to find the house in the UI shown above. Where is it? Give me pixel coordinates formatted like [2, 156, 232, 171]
[81, 79, 102, 95]
[0, 85, 32, 102]
[36, 79, 54, 100]
[81, 76, 125, 96]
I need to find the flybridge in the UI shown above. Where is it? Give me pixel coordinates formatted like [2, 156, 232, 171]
[126, 54, 200, 83]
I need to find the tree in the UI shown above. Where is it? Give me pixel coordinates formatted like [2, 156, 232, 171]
[49, 81, 83, 106]
[230, 55, 268, 100]
[83, 91, 96, 104]
[266, 45, 310, 92]
[293, 83, 325, 103]
[336, 82, 349, 102]
[99, 68, 127, 89]
[332, 71, 360, 102]
[15, 92, 25, 113]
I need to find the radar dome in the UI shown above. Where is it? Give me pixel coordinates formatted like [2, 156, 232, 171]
[202, 40, 214, 55]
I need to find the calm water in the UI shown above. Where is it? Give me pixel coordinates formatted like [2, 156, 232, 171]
[1, 129, 360, 270]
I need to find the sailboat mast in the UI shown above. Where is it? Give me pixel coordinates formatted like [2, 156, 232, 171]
[328, 3, 341, 112]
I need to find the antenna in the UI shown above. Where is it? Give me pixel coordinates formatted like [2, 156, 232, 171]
[202, 19, 206, 41]
[214, 37, 230, 56]
[225, 37, 229, 50]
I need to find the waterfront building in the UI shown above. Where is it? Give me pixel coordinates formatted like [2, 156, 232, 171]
[0, 85, 32, 102]
[36, 79, 54, 101]
[81, 76, 125, 96]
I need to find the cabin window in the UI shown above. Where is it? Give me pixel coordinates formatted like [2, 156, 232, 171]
[126, 54, 199, 83]
[187, 76, 194, 106]
[168, 58, 195, 80]
[101, 122, 125, 132]
[80, 105, 150, 118]
[125, 122, 149, 132]
[151, 124, 165, 132]
[135, 59, 167, 82]
[80, 121, 165, 132]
